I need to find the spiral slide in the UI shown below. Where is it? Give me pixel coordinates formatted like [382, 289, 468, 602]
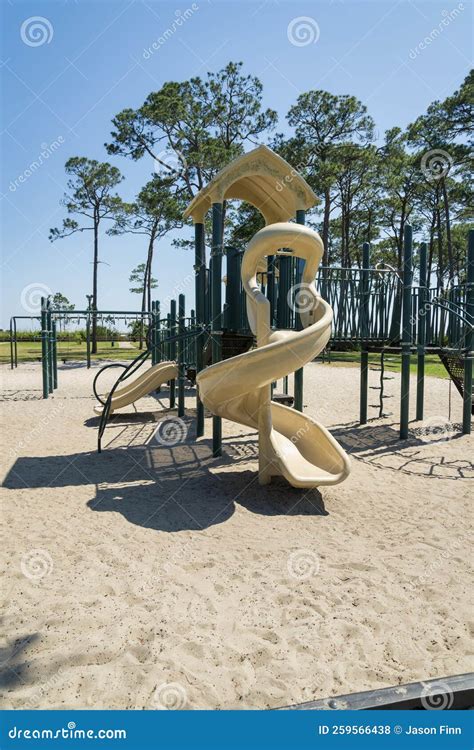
[196, 223, 351, 488]
[94, 361, 178, 415]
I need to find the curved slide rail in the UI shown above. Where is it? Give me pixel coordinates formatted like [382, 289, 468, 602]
[94, 361, 178, 415]
[197, 222, 351, 488]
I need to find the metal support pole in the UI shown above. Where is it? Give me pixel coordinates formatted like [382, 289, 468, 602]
[52, 320, 58, 390]
[194, 222, 206, 438]
[40, 297, 49, 399]
[86, 295, 92, 369]
[169, 300, 176, 409]
[400, 225, 413, 439]
[294, 210, 306, 411]
[211, 203, 223, 457]
[416, 242, 427, 421]
[178, 294, 186, 418]
[462, 229, 474, 434]
[46, 302, 53, 394]
[360, 242, 370, 424]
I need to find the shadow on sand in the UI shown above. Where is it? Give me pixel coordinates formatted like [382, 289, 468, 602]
[3, 424, 327, 532]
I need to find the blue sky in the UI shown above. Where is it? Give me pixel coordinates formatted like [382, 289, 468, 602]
[1, 0, 472, 328]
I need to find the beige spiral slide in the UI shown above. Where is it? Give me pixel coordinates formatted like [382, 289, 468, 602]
[196, 222, 351, 488]
[94, 361, 177, 415]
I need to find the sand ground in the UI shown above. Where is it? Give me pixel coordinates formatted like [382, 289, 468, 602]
[1, 359, 472, 709]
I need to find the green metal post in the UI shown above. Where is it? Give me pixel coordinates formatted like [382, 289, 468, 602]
[169, 300, 176, 408]
[151, 301, 157, 365]
[360, 242, 370, 424]
[416, 242, 427, 421]
[211, 203, 223, 457]
[194, 222, 206, 438]
[46, 303, 53, 393]
[462, 230, 474, 434]
[294, 210, 305, 411]
[226, 246, 241, 332]
[400, 224, 413, 439]
[86, 296, 92, 369]
[52, 320, 58, 390]
[155, 301, 161, 364]
[40, 297, 49, 399]
[178, 294, 186, 418]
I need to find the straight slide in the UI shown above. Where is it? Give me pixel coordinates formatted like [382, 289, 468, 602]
[94, 361, 177, 415]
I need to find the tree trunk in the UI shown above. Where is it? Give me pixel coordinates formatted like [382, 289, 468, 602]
[322, 187, 331, 266]
[436, 204, 444, 291]
[92, 216, 99, 354]
[441, 178, 454, 284]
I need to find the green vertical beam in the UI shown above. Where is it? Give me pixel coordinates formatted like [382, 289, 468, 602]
[40, 298, 49, 399]
[46, 302, 53, 393]
[462, 229, 474, 434]
[194, 222, 206, 438]
[416, 242, 427, 421]
[400, 224, 413, 439]
[150, 302, 156, 364]
[178, 294, 186, 418]
[359, 242, 370, 424]
[294, 210, 306, 411]
[155, 301, 161, 364]
[52, 320, 58, 390]
[226, 246, 240, 331]
[169, 300, 176, 409]
[211, 203, 223, 457]
[86, 296, 92, 369]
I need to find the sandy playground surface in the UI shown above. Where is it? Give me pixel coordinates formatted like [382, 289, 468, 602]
[1, 359, 472, 709]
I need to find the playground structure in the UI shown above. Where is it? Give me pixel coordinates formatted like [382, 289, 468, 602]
[8, 146, 474, 458]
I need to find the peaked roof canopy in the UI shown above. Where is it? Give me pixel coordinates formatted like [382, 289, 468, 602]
[183, 145, 318, 225]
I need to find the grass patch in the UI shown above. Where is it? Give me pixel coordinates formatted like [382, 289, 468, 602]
[318, 351, 448, 379]
[1, 340, 142, 364]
